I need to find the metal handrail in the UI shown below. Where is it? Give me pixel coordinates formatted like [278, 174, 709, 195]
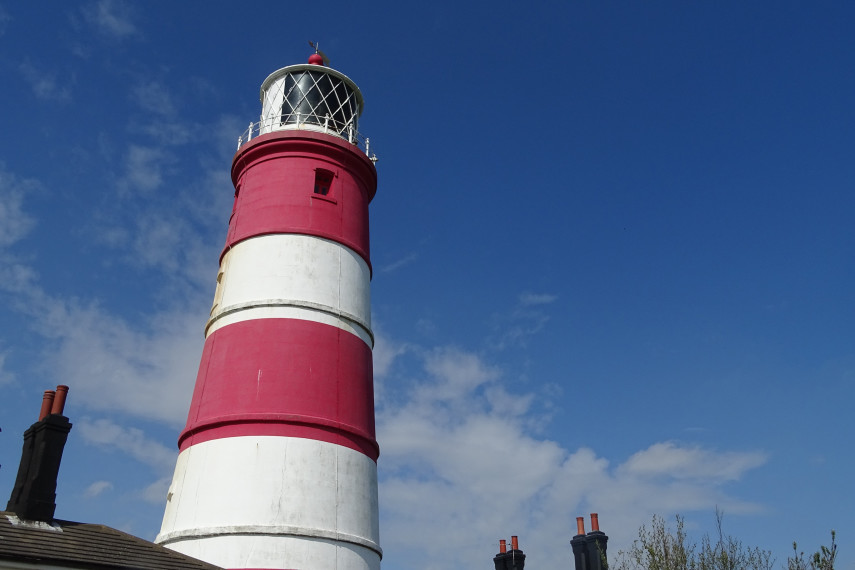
[236, 115, 377, 163]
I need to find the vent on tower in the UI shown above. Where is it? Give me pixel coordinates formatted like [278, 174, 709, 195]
[314, 169, 334, 196]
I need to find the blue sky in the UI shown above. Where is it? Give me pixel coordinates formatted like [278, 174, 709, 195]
[0, 2, 852, 569]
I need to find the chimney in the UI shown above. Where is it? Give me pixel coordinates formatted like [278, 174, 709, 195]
[571, 517, 588, 570]
[571, 513, 609, 570]
[6, 386, 73, 522]
[494, 535, 526, 570]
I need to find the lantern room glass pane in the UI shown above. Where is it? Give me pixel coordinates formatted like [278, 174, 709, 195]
[280, 70, 358, 135]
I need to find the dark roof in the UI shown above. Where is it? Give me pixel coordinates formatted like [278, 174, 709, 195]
[0, 511, 223, 570]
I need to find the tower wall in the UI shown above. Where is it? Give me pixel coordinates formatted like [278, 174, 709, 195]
[225, 132, 376, 266]
[157, 69, 380, 570]
[158, 437, 379, 569]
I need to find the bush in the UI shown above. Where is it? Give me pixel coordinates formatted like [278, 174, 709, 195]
[613, 511, 836, 570]
[788, 531, 837, 570]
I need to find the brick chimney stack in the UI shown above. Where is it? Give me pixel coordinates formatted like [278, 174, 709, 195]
[494, 535, 526, 570]
[571, 513, 609, 570]
[6, 386, 73, 522]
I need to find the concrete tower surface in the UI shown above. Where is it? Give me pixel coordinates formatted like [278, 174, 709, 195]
[156, 53, 380, 570]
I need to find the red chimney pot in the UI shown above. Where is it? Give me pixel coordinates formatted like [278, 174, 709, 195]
[591, 513, 600, 532]
[511, 536, 519, 551]
[499, 539, 507, 553]
[576, 516, 585, 536]
[50, 385, 69, 416]
[39, 391, 55, 421]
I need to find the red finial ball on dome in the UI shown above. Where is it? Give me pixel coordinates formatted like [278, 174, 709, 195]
[308, 53, 324, 66]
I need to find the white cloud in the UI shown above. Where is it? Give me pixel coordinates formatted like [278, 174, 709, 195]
[419, 346, 499, 403]
[120, 145, 165, 193]
[141, 476, 172, 504]
[117, 197, 223, 292]
[0, 5, 10, 37]
[0, 138, 222, 428]
[83, 0, 137, 38]
[0, 213, 211, 428]
[0, 164, 37, 246]
[519, 292, 558, 306]
[32, 298, 205, 427]
[381, 252, 418, 273]
[0, 122, 225, 517]
[83, 480, 114, 498]
[489, 293, 556, 350]
[132, 81, 175, 116]
[95, 225, 130, 248]
[18, 61, 72, 102]
[135, 121, 195, 146]
[78, 418, 176, 472]
[91, 148, 227, 291]
[372, 329, 411, 407]
[0, 260, 39, 296]
[373, 330, 408, 379]
[0, 254, 205, 426]
[376, 343, 768, 570]
[619, 442, 768, 482]
[78, 420, 176, 506]
[131, 211, 186, 270]
[0, 349, 15, 385]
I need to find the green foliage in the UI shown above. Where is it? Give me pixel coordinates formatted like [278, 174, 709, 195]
[788, 531, 837, 570]
[613, 510, 838, 570]
[612, 514, 694, 570]
[695, 510, 774, 570]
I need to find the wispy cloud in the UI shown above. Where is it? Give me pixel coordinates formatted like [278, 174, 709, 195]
[0, 164, 37, 247]
[420, 347, 500, 404]
[132, 81, 176, 116]
[519, 292, 558, 306]
[78, 418, 176, 471]
[488, 292, 558, 350]
[0, 350, 15, 385]
[0, 5, 10, 37]
[619, 442, 768, 482]
[134, 121, 195, 147]
[381, 252, 418, 273]
[0, 126, 226, 429]
[83, 480, 114, 498]
[119, 145, 166, 193]
[83, 0, 137, 39]
[141, 476, 172, 504]
[36, 298, 204, 426]
[0, 245, 206, 427]
[18, 60, 71, 102]
[131, 211, 186, 270]
[78, 418, 176, 505]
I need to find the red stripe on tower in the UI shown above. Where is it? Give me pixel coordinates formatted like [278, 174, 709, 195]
[156, 51, 381, 570]
[179, 318, 377, 459]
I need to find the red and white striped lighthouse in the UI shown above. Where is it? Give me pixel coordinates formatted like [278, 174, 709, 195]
[156, 52, 380, 570]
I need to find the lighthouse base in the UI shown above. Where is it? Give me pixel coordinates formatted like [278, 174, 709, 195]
[156, 436, 381, 570]
[162, 533, 380, 570]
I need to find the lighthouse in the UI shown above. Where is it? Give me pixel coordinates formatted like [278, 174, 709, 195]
[156, 51, 381, 570]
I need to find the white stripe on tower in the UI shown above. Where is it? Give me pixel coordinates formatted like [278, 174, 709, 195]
[206, 234, 372, 346]
[156, 55, 380, 570]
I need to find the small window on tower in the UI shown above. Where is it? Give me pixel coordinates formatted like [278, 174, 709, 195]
[314, 169, 334, 196]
